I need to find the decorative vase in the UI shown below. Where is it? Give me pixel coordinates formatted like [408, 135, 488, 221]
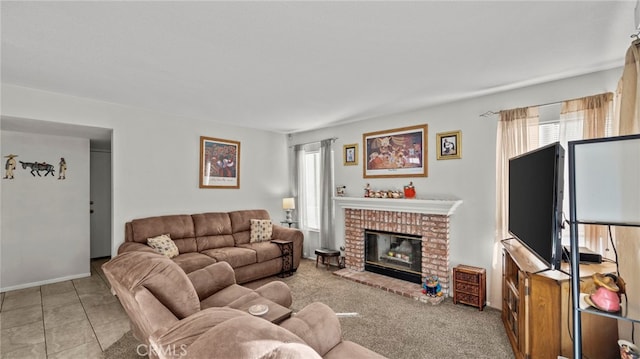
[404, 182, 415, 199]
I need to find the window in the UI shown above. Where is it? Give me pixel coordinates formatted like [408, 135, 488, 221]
[537, 113, 582, 246]
[534, 101, 615, 247]
[300, 149, 320, 230]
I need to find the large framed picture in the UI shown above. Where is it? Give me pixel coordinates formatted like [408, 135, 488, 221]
[343, 143, 358, 166]
[363, 124, 427, 178]
[200, 136, 240, 188]
[436, 130, 461, 160]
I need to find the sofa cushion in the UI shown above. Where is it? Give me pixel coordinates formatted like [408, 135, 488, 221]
[192, 212, 235, 251]
[239, 242, 282, 263]
[130, 215, 198, 253]
[202, 247, 257, 268]
[172, 253, 217, 274]
[130, 214, 195, 243]
[195, 234, 235, 252]
[250, 219, 273, 242]
[147, 234, 179, 258]
[200, 285, 255, 309]
[229, 209, 270, 245]
[172, 238, 198, 254]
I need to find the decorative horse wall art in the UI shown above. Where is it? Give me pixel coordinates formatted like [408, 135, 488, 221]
[19, 161, 56, 177]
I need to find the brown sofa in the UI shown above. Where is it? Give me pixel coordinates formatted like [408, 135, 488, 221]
[103, 251, 385, 359]
[118, 209, 303, 283]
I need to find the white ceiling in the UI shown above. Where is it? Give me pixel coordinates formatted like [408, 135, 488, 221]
[1, 1, 637, 134]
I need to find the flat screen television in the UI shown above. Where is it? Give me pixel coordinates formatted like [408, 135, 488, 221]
[508, 142, 565, 270]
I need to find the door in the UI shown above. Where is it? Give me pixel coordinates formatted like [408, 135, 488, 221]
[90, 150, 112, 258]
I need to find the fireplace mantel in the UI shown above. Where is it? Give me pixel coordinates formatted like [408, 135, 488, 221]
[334, 197, 462, 216]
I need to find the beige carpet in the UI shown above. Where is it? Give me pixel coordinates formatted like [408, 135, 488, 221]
[105, 259, 513, 359]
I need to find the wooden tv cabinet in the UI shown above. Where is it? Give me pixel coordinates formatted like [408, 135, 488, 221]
[502, 239, 618, 359]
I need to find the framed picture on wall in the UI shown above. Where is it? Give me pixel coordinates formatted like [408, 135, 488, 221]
[200, 136, 240, 188]
[343, 143, 358, 166]
[363, 124, 428, 178]
[436, 130, 462, 160]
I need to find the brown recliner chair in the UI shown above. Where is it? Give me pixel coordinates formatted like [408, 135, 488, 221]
[102, 251, 292, 348]
[150, 302, 386, 359]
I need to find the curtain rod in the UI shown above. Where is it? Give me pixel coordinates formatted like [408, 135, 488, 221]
[288, 137, 338, 148]
[479, 99, 564, 118]
[480, 91, 614, 118]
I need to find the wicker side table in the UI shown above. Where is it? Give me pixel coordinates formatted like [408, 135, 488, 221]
[452, 265, 486, 311]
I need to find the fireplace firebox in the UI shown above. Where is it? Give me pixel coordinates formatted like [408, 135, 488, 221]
[364, 230, 422, 284]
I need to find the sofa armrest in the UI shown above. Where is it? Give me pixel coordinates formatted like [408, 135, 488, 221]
[118, 241, 159, 255]
[279, 302, 343, 356]
[272, 225, 304, 269]
[150, 307, 251, 359]
[254, 281, 292, 308]
[186, 261, 236, 301]
[132, 287, 180, 345]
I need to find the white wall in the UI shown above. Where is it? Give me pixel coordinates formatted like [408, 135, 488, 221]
[1, 131, 90, 290]
[1, 67, 623, 300]
[289, 67, 623, 308]
[1, 85, 291, 283]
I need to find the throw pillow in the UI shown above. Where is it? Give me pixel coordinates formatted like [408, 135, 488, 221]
[147, 234, 179, 258]
[250, 219, 273, 243]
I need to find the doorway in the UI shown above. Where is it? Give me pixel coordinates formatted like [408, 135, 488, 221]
[90, 149, 112, 258]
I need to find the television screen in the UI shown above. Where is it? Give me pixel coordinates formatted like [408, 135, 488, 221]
[508, 142, 565, 270]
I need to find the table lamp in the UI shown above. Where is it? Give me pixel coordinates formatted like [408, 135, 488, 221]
[282, 197, 295, 222]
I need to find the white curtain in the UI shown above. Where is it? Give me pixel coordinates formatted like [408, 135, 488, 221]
[319, 139, 335, 249]
[293, 139, 336, 253]
[291, 144, 302, 222]
[616, 41, 640, 342]
[490, 107, 539, 310]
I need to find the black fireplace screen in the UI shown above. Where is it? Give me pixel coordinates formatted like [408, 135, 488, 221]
[364, 230, 422, 283]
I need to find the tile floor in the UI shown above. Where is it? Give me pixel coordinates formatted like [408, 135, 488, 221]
[0, 258, 129, 359]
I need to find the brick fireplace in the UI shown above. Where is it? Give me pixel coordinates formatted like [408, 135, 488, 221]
[335, 197, 462, 297]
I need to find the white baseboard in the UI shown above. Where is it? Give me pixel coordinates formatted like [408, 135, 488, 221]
[1, 272, 91, 293]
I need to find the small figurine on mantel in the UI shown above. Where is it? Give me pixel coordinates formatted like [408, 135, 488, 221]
[364, 183, 371, 198]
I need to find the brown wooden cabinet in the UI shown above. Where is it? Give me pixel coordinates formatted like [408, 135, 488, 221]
[502, 239, 619, 359]
[453, 265, 486, 310]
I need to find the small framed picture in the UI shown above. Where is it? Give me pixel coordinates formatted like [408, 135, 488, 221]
[436, 131, 462, 160]
[343, 143, 358, 166]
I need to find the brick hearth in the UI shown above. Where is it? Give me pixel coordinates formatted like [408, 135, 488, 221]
[343, 208, 452, 296]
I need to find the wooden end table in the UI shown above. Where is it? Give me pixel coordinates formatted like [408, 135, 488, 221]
[452, 264, 486, 311]
[272, 239, 293, 277]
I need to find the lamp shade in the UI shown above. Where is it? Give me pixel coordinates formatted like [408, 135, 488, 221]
[282, 197, 295, 210]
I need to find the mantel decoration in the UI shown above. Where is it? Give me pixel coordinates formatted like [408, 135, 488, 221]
[403, 181, 416, 198]
[363, 124, 427, 178]
[363, 183, 405, 199]
[343, 143, 358, 166]
[200, 136, 240, 189]
[436, 130, 462, 160]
